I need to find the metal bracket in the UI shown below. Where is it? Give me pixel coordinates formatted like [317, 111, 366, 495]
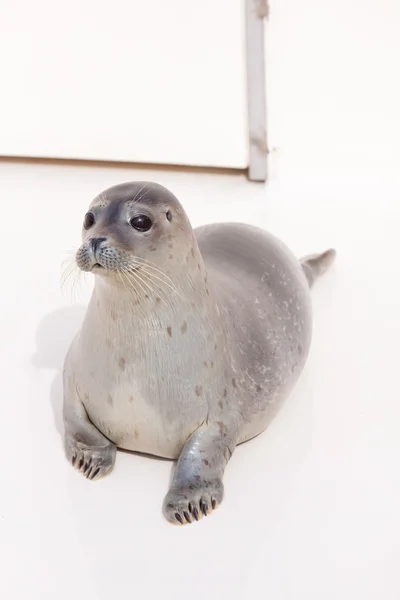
[245, 0, 268, 181]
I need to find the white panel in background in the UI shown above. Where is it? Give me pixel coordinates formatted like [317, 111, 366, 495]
[0, 1, 248, 168]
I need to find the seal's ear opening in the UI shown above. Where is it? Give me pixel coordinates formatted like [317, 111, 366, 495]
[166, 210, 172, 222]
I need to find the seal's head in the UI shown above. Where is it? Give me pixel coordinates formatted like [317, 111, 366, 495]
[75, 182, 194, 280]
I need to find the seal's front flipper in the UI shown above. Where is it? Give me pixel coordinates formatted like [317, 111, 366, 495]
[63, 376, 116, 481]
[64, 431, 116, 481]
[301, 248, 336, 288]
[162, 424, 236, 525]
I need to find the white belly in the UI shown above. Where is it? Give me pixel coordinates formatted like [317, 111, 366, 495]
[67, 287, 223, 458]
[71, 343, 207, 459]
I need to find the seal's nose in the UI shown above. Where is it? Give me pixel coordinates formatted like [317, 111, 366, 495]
[89, 237, 107, 254]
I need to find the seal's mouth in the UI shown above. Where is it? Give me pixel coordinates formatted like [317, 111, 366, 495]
[89, 262, 141, 273]
[75, 244, 143, 274]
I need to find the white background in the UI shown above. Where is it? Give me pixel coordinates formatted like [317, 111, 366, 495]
[1, 0, 400, 598]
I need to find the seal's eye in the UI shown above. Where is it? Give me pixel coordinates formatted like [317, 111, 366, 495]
[83, 212, 95, 230]
[166, 210, 172, 222]
[130, 215, 152, 232]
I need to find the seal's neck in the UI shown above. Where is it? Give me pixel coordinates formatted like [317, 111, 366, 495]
[89, 244, 213, 328]
[80, 244, 225, 371]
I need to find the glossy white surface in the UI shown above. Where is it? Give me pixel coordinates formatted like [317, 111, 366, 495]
[1, 156, 399, 599]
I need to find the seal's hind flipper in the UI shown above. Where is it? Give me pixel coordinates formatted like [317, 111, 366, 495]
[301, 248, 336, 288]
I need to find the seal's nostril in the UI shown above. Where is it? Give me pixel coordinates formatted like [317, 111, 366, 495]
[89, 237, 107, 253]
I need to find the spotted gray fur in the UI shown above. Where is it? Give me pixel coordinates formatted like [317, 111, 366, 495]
[63, 181, 335, 525]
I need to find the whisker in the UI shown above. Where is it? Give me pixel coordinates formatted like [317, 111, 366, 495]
[120, 271, 152, 317]
[136, 266, 179, 294]
[119, 271, 139, 304]
[126, 267, 154, 296]
[130, 266, 183, 300]
[123, 267, 149, 300]
[60, 253, 87, 303]
[129, 258, 177, 287]
[61, 259, 77, 290]
[117, 271, 130, 295]
[131, 183, 147, 204]
[129, 269, 170, 309]
[125, 256, 178, 287]
[135, 187, 149, 204]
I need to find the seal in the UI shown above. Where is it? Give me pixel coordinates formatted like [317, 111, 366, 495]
[63, 181, 335, 525]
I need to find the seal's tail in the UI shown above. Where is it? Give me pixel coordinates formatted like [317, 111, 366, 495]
[301, 248, 336, 288]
